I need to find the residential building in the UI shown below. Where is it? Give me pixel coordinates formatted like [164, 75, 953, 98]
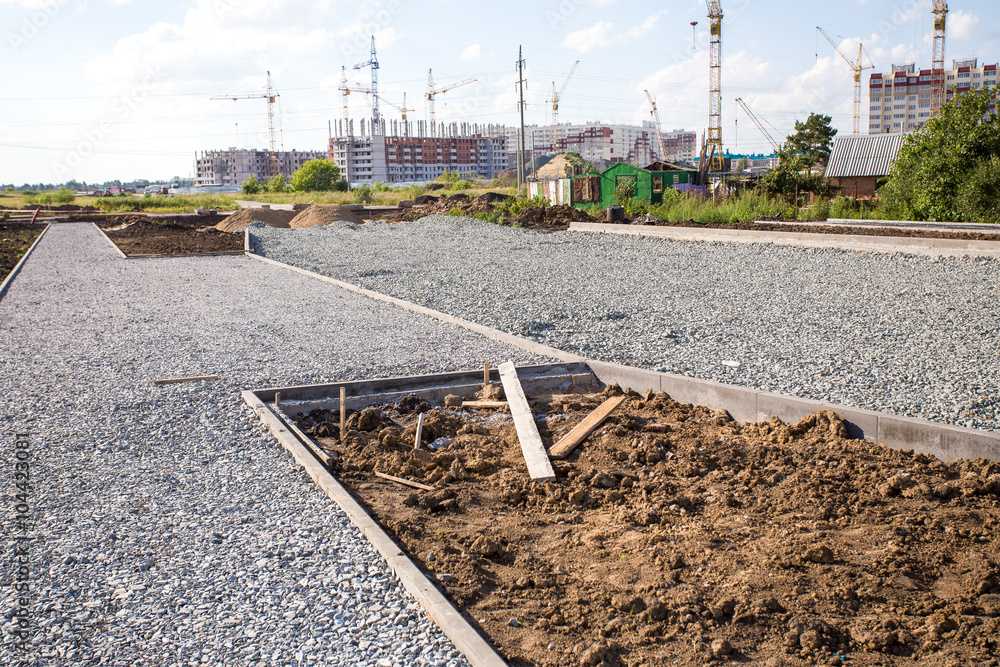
[194, 148, 327, 187]
[869, 59, 998, 134]
[508, 123, 698, 168]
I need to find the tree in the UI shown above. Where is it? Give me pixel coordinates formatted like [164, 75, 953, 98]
[241, 174, 262, 195]
[265, 174, 290, 193]
[290, 159, 341, 192]
[784, 113, 837, 174]
[735, 157, 749, 173]
[879, 85, 1000, 221]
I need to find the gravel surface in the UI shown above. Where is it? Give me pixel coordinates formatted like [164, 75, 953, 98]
[254, 215, 1000, 433]
[0, 222, 550, 666]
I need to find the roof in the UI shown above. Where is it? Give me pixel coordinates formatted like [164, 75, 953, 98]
[644, 160, 691, 172]
[824, 133, 907, 179]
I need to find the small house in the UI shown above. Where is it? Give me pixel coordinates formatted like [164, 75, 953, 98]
[825, 133, 906, 198]
[571, 162, 698, 211]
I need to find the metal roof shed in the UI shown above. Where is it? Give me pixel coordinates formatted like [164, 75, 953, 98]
[825, 133, 907, 198]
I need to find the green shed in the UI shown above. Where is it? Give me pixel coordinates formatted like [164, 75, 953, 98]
[571, 162, 697, 211]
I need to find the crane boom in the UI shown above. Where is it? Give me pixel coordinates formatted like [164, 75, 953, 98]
[817, 27, 874, 135]
[425, 70, 476, 137]
[211, 71, 280, 176]
[644, 90, 668, 162]
[706, 1, 723, 171]
[735, 98, 781, 153]
[548, 60, 580, 152]
[931, 1, 948, 116]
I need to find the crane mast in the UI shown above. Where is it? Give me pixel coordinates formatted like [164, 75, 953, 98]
[644, 90, 668, 162]
[817, 27, 873, 135]
[931, 1, 949, 116]
[706, 1, 723, 171]
[211, 71, 280, 177]
[354, 37, 380, 135]
[548, 60, 580, 152]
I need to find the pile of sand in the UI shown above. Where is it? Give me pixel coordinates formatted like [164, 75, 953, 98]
[288, 205, 364, 228]
[215, 208, 296, 232]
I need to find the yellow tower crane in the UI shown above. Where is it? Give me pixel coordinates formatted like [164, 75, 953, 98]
[547, 60, 580, 153]
[706, 1, 723, 171]
[817, 27, 874, 136]
[931, 1, 949, 116]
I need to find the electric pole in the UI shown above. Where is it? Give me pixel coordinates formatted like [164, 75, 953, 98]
[517, 46, 527, 191]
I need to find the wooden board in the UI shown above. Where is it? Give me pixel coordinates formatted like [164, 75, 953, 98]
[375, 471, 435, 492]
[498, 362, 557, 482]
[153, 375, 220, 385]
[461, 401, 509, 410]
[549, 395, 628, 459]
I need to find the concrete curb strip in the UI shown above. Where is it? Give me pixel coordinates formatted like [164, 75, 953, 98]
[0, 223, 51, 302]
[568, 221, 1000, 258]
[241, 390, 510, 667]
[92, 222, 128, 259]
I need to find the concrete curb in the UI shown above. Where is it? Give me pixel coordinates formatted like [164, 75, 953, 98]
[0, 223, 50, 303]
[241, 390, 510, 667]
[93, 221, 128, 259]
[245, 251, 583, 364]
[568, 221, 1000, 258]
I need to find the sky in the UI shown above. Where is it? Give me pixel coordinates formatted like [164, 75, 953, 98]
[1, 0, 997, 185]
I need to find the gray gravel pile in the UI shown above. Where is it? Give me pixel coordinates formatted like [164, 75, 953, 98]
[1, 223, 550, 666]
[254, 215, 1000, 432]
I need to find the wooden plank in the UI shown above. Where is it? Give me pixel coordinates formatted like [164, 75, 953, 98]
[375, 471, 435, 492]
[153, 374, 220, 386]
[498, 362, 557, 482]
[461, 401, 509, 410]
[281, 410, 336, 469]
[549, 395, 628, 459]
[414, 413, 425, 449]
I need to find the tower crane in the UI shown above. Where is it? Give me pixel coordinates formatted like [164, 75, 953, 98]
[426, 70, 476, 138]
[644, 90, 668, 162]
[377, 92, 413, 122]
[817, 27, 874, 135]
[931, 1, 949, 116]
[706, 1, 723, 171]
[211, 71, 280, 176]
[547, 60, 580, 152]
[354, 37, 380, 135]
[735, 98, 782, 153]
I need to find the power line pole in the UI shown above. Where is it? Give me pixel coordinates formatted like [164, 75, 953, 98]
[517, 46, 527, 191]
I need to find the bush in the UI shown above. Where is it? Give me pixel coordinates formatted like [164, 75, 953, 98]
[266, 174, 290, 193]
[290, 159, 341, 192]
[353, 184, 374, 204]
[614, 179, 637, 207]
[242, 175, 262, 195]
[451, 179, 474, 191]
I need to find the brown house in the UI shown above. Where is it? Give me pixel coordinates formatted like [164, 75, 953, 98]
[824, 133, 906, 199]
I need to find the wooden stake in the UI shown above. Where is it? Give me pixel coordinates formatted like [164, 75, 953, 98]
[340, 386, 346, 444]
[549, 395, 628, 460]
[484, 362, 490, 387]
[153, 375, 220, 386]
[414, 413, 425, 450]
[375, 471, 435, 492]
[275, 392, 281, 407]
[461, 401, 508, 410]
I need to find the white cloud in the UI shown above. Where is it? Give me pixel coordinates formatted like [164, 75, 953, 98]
[460, 44, 482, 62]
[562, 12, 664, 54]
[950, 10, 979, 41]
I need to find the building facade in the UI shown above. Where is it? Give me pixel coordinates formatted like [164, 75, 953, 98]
[194, 148, 327, 187]
[508, 123, 698, 167]
[869, 59, 998, 135]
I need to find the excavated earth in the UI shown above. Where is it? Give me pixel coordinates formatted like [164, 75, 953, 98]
[292, 385, 1000, 667]
[0, 222, 43, 281]
[99, 214, 244, 256]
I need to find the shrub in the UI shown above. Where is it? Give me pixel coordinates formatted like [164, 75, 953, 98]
[353, 184, 374, 204]
[242, 175, 262, 195]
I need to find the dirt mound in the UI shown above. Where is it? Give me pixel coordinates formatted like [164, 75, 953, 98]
[296, 385, 1000, 667]
[514, 204, 597, 229]
[414, 195, 440, 205]
[446, 193, 471, 203]
[100, 214, 244, 256]
[288, 205, 364, 228]
[215, 208, 296, 232]
[477, 192, 513, 205]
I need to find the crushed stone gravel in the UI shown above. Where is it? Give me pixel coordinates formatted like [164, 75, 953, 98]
[0, 222, 551, 666]
[252, 215, 1000, 433]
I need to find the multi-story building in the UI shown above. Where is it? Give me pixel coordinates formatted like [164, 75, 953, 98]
[327, 120, 509, 184]
[194, 148, 327, 187]
[869, 59, 998, 134]
[507, 123, 698, 167]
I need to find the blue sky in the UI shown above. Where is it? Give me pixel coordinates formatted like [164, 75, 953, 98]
[1, 0, 997, 184]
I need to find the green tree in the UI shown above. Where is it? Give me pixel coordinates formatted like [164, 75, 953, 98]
[879, 85, 1000, 221]
[241, 174, 262, 195]
[734, 157, 749, 173]
[290, 159, 341, 192]
[265, 174, 289, 193]
[784, 113, 837, 174]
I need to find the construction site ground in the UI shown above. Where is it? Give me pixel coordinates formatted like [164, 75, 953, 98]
[295, 386, 1000, 667]
[0, 222, 43, 282]
[99, 214, 244, 256]
[647, 218, 1000, 242]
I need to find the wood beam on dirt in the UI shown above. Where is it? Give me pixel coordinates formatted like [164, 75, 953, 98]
[498, 361, 557, 482]
[340, 386, 347, 445]
[414, 413, 425, 450]
[375, 471, 435, 492]
[549, 395, 628, 460]
[461, 401, 509, 410]
[484, 362, 490, 387]
[153, 375, 220, 386]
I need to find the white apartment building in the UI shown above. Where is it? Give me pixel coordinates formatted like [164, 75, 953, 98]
[869, 59, 998, 134]
[509, 123, 698, 167]
[194, 148, 327, 187]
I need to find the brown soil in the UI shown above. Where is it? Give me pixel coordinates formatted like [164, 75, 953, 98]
[99, 215, 244, 256]
[215, 208, 296, 232]
[0, 223, 44, 282]
[514, 205, 598, 229]
[294, 386, 1000, 667]
[288, 205, 364, 228]
[640, 218, 1000, 242]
